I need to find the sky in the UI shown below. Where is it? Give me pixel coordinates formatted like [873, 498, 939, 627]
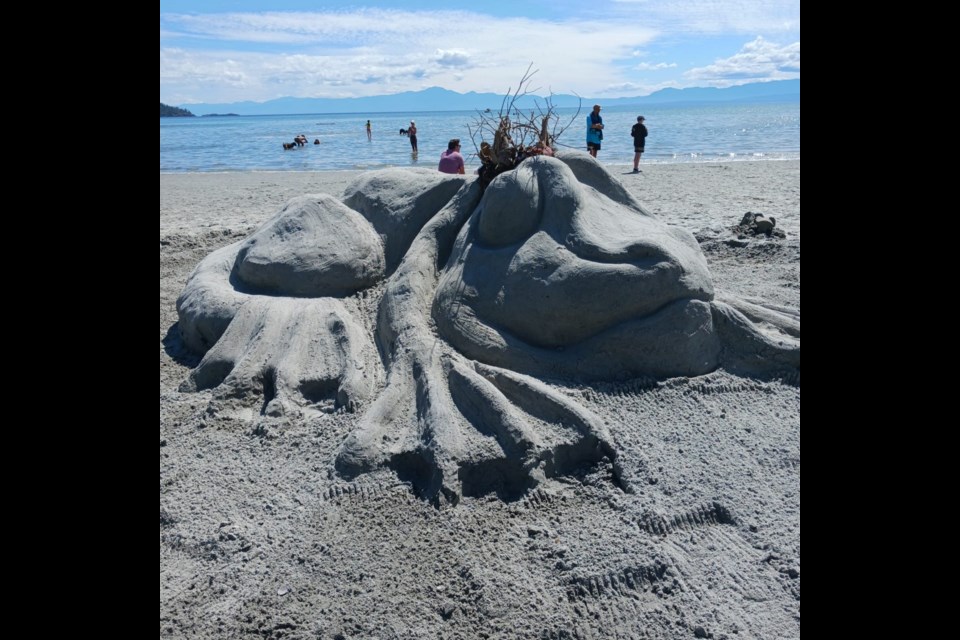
[160, 0, 800, 106]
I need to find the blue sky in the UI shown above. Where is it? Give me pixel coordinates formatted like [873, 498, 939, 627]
[160, 1, 800, 105]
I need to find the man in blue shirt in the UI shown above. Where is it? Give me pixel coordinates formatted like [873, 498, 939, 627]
[586, 104, 603, 157]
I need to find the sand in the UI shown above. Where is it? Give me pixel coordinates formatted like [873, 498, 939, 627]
[160, 160, 800, 639]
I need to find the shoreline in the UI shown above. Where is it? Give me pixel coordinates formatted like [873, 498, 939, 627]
[159, 154, 801, 176]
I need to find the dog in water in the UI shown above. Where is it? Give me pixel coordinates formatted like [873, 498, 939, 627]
[399, 128, 409, 136]
[282, 142, 296, 150]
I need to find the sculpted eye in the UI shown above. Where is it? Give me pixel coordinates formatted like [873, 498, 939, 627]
[476, 165, 542, 246]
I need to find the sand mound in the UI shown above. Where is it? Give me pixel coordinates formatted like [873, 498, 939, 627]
[160, 160, 802, 638]
[176, 154, 799, 503]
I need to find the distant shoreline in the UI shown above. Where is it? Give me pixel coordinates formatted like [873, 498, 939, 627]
[171, 79, 799, 117]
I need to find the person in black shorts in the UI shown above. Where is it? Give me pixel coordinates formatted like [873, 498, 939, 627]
[408, 120, 418, 153]
[631, 116, 647, 173]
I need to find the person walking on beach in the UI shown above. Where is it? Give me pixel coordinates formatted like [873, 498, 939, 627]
[586, 105, 603, 158]
[408, 121, 418, 153]
[438, 138, 465, 174]
[631, 116, 648, 173]
[366, 120, 372, 141]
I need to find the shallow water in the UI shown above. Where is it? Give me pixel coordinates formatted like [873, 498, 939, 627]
[160, 102, 799, 172]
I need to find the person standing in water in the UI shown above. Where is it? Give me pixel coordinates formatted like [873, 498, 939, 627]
[408, 120, 418, 153]
[631, 116, 648, 172]
[366, 120, 372, 141]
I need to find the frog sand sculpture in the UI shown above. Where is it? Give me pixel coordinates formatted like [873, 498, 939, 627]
[177, 152, 799, 503]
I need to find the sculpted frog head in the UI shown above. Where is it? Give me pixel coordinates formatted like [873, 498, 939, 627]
[433, 155, 721, 380]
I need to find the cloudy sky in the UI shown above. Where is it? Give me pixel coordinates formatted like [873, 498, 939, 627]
[160, 0, 800, 105]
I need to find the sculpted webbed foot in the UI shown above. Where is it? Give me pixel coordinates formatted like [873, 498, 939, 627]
[176, 194, 386, 417]
[182, 297, 376, 416]
[336, 348, 626, 504]
[712, 293, 800, 377]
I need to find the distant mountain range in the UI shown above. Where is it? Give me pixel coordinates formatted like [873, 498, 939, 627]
[177, 79, 799, 116]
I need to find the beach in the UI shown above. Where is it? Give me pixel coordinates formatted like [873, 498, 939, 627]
[160, 160, 800, 639]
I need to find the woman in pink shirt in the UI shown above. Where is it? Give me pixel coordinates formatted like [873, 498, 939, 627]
[438, 138, 465, 174]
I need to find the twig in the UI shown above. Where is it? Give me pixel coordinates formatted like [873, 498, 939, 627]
[468, 65, 581, 190]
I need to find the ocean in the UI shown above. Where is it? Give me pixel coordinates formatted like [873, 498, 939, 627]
[160, 102, 799, 172]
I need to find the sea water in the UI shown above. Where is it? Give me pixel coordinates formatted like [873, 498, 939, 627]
[160, 102, 799, 172]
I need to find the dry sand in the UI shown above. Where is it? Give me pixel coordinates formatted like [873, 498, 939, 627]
[160, 160, 800, 639]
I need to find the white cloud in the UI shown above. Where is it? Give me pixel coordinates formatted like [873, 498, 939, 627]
[435, 49, 471, 67]
[165, 10, 420, 45]
[612, 0, 799, 33]
[634, 62, 677, 71]
[685, 37, 799, 86]
[159, 6, 801, 104]
[603, 82, 647, 93]
[160, 9, 659, 103]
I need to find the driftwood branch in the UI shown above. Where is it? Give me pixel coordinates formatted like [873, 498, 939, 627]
[469, 65, 581, 189]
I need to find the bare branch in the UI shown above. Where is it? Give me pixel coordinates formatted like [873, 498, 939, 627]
[468, 65, 581, 190]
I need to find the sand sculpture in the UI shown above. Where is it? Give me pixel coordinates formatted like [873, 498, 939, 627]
[177, 152, 799, 503]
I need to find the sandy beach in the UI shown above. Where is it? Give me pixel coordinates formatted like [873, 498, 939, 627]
[160, 160, 800, 639]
